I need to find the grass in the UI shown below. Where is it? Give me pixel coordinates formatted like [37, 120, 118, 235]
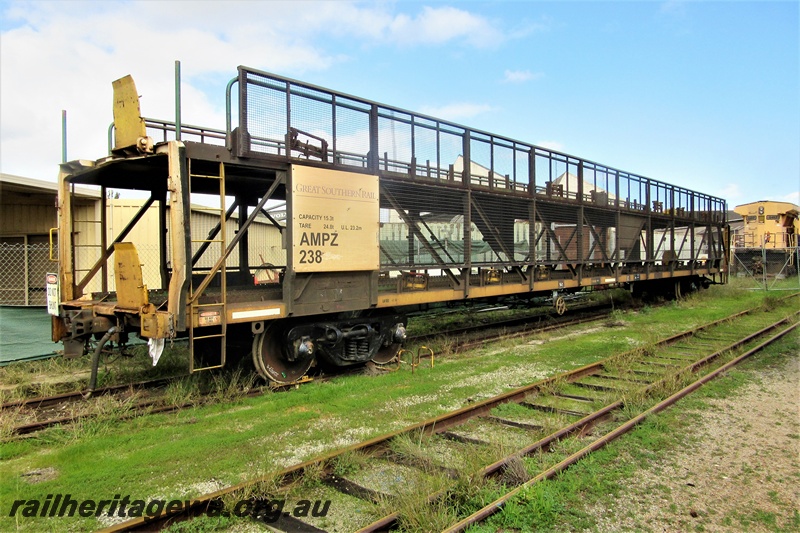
[468, 314, 800, 532]
[0, 342, 190, 403]
[0, 282, 796, 531]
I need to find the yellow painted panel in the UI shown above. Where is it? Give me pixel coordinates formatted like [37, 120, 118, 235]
[112, 75, 147, 150]
[113, 242, 148, 309]
[291, 165, 379, 272]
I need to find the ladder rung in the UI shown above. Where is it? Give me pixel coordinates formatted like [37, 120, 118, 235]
[193, 333, 226, 341]
[193, 363, 225, 371]
[191, 303, 227, 308]
[190, 174, 222, 179]
[191, 239, 225, 243]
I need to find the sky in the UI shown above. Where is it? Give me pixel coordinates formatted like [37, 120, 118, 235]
[1, 0, 798, 209]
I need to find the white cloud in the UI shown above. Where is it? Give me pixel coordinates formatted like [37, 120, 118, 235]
[419, 103, 494, 121]
[784, 190, 800, 205]
[719, 183, 743, 202]
[502, 70, 544, 83]
[659, 0, 687, 16]
[383, 6, 504, 48]
[765, 189, 800, 206]
[0, 1, 516, 181]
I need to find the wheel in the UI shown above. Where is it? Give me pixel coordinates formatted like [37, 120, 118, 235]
[251, 325, 314, 383]
[554, 296, 567, 315]
[371, 342, 403, 365]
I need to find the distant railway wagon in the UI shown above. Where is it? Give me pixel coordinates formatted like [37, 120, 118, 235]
[52, 67, 728, 385]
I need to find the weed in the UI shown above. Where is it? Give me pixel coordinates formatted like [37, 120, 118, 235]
[162, 376, 202, 407]
[604, 308, 628, 328]
[209, 368, 257, 402]
[500, 455, 530, 486]
[386, 478, 458, 533]
[493, 481, 566, 531]
[331, 450, 368, 477]
[533, 376, 567, 397]
[762, 294, 781, 311]
[297, 461, 326, 490]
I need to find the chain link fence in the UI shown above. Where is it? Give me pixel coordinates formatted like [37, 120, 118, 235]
[730, 246, 800, 290]
[0, 242, 56, 306]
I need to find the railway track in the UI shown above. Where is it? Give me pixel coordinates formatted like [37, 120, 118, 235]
[1, 302, 614, 438]
[97, 298, 798, 532]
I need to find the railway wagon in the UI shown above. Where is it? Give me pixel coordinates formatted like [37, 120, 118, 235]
[52, 66, 728, 385]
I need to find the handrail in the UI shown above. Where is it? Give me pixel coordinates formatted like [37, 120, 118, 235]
[235, 66, 726, 222]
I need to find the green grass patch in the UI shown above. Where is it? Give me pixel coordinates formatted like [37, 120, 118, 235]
[1, 285, 797, 531]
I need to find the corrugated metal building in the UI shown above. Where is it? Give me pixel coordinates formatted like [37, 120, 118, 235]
[0, 174, 101, 306]
[0, 174, 284, 305]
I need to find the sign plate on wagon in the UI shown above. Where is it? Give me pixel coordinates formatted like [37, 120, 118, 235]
[46, 273, 59, 316]
[290, 165, 379, 272]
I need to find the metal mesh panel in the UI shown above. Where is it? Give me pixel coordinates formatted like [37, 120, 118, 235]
[380, 183, 465, 268]
[514, 149, 530, 192]
[468, 133, 492, 187]
[0, 242, 57, 306]
[246, 74, 288, 156]
[290, 86, 334, 161]
[412, 118, 439, 178]
[732, 247, 799, 289]
[439, 125, 465, 181]
[236, 67, 726, 228]
[334, 96, 370, 167]
[378, 110, 413, 173]
[492, 140, 514, 189]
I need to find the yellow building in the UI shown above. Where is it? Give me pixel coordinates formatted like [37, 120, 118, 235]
[733, 201, 798, 249]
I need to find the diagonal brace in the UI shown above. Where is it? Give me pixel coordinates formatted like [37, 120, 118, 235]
[77, 193, 156, 293]
[382, 188, 460, 287]
[189, 176, 284, 303]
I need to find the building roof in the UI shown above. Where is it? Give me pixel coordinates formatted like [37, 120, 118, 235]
[727, 210, 743, 223]
[734, 200, 799, 211]
[0, 173, 100, 199]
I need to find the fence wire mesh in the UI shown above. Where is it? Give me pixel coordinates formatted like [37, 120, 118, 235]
[0, 242, 56, 306]
[730, 247, 800, 290]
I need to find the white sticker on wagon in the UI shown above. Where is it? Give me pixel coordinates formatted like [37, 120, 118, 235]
[231, 308, 282, 320]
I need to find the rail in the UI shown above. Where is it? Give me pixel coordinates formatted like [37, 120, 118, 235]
[94, 298, 797, 532]
[235, 66, 726, 223]
[105, 66, 725, 224]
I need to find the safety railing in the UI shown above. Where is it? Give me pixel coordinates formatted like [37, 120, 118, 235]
[234, 66, 726, 224]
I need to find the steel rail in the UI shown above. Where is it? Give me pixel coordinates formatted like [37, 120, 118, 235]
[6, 304, 615, 437]
[357, 311, 799, 532]
[1, 375, 188, 411]
[441, 318, 799, 533]
[97, 302, 796, 532]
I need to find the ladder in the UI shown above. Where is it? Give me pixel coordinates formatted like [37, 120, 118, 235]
[188, 161, 227, 372]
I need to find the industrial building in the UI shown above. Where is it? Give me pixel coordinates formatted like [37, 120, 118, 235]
[732, 200, 798, 249]
[0, 173, 283, 306]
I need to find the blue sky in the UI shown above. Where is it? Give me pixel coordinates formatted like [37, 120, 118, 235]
[1, 0, 798, 208]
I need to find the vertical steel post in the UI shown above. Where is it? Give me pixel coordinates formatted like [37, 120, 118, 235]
[101, 186, 108, 292]
[61, 110, 67, 163]
[175, 60, 182, 141]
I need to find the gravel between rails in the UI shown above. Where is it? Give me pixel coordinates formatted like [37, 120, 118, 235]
[589, 349, 799, 532]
